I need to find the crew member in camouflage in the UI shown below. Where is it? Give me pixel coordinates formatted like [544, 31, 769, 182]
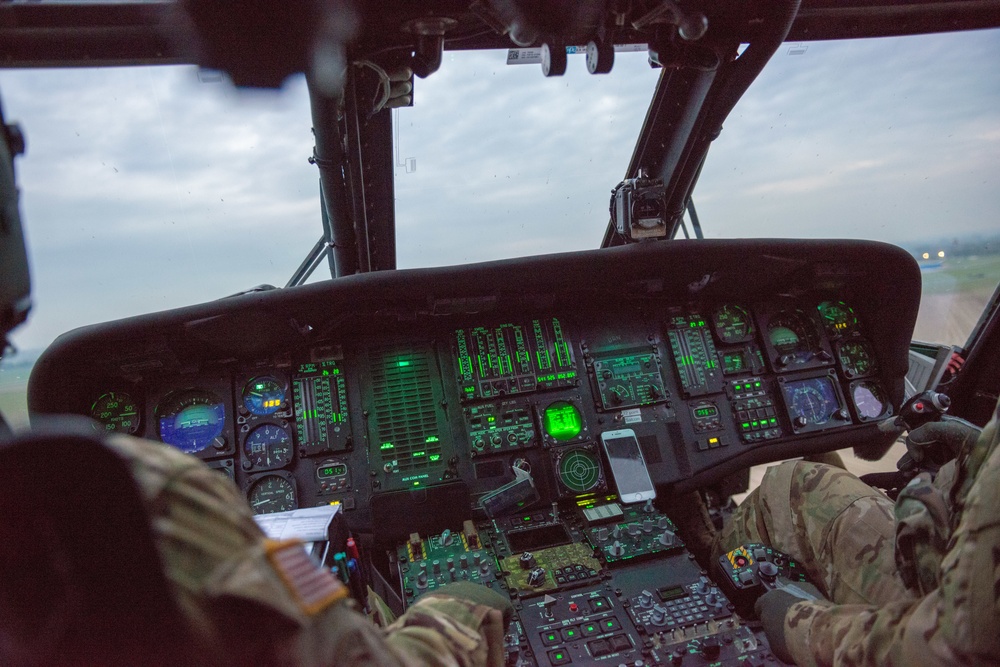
[104, 434, 510, 667]
[715, 398, 1000, 666]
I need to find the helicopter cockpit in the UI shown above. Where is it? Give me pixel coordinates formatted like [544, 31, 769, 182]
[2, 2, 999, 666]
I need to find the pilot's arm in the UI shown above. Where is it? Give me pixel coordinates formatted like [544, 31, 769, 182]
[755, 405, 1000, 667]
[105, 435, 509, 667]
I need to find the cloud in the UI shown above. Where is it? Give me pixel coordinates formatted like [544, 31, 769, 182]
[2, 28, 999, 353]
[392, 50, 660, 267]
[697, 30, 1000, 241]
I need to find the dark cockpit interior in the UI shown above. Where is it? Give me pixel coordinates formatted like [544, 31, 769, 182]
[26, 236, 922, 665]
[3, 2, 1000, 666]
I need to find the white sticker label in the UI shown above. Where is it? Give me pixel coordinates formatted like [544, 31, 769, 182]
[506, 43, 648, 65]
[622, 408, 642, 424]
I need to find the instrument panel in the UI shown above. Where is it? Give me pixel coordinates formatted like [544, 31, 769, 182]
[28, 240, 920, 665]
[30, 240, 918, 524]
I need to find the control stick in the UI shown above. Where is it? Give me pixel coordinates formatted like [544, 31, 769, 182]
[878, 390, 951, 437]
[861, 390, 957, 492]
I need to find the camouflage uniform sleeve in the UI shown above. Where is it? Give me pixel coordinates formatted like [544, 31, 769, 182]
[781, 410, 1000, 667]
[295, 595, 505, 667]
[380, 596, 507, 667]
[104, 435, 505, 667]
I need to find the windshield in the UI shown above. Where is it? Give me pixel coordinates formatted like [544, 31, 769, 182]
[1, 28, 999, 428]
[696, 29, 1000, 349]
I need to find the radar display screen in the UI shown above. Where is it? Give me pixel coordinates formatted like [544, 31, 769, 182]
[591, 351, 667, 411]
[293, 360, 350, 456]
[554, 447, 605, 495]
[667, 315, 724, 397]
[455, 317, 576, 402]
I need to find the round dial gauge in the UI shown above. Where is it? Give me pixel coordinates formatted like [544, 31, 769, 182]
[244, 423, 293, 470]
[838, 339, 875, 377]
[157, 390, 226, 454]
[767, 311, 816, 360]
[248, 475, 296, 515]
[558, 448, 602, 494]
[817, 300, 858, 337]
[90, 392, 141, 434]
[788, 380, 838, 425]
[242, 376, 285, 416]
[852, 381, 888, 420]
[712, 304, 754, 343]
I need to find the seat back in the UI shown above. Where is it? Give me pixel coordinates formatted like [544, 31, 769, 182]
[0, 424, 198, 666]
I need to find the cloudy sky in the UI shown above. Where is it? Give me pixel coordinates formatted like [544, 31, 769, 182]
[1, 27, 998, 353]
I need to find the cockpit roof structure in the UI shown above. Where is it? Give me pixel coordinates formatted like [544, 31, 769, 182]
[3, 0, 998, 282]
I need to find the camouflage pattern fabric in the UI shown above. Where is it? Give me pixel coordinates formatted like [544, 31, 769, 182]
[104, 435, 505, 667]
[892, 472, 950, 595]
[717, 397, 1000, 666]
[716, 460, 913, 607]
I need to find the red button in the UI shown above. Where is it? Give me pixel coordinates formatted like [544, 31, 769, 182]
[569, 603, 579, 613]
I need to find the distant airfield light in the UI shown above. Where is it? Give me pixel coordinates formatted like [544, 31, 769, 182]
[937, 251, 945, 258]
[922, 252, 930, 259]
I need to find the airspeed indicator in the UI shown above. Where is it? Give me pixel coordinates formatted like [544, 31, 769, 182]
[90, 392, 140, 434]
[712, 304, 754, 344]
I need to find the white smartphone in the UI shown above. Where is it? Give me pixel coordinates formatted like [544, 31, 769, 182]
[600, 428, 656, 504]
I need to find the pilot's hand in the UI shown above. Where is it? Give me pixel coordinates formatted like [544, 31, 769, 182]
[423, 581, 514, 626]
[903, 416, 981, 469]
[755, 581, 824, 664]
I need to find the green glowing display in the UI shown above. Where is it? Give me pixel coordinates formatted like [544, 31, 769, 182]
[817, 300, 858, 337]
[543, 400, 583, 441]
[722, 351, 745, 374]
[319, 465, 347, 478]
[454, 317, 575, 402]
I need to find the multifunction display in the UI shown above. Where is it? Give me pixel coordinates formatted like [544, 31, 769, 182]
[455, 318, 577, 402]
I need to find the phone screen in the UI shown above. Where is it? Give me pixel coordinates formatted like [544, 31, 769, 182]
[602, 433, 655, 500]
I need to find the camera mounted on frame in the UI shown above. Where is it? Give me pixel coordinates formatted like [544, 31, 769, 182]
[610, 177, 668, 241]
